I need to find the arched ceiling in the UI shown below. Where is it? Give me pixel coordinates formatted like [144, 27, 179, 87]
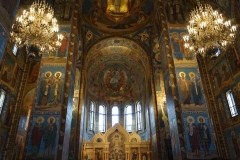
[84, 37, 150, 101]
[82, 0, 155, 34]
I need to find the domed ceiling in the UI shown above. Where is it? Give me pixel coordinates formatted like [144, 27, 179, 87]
[84, 38, 150, 101]
[82, 0, 155, 34]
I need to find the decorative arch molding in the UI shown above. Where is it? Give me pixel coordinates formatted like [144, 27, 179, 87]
[91, 131, 105, 143]
[83, 36, 152, 102]
[129, 131, 141, 143]
[104, 123, 130, 143]
[83, 36, 150, 73]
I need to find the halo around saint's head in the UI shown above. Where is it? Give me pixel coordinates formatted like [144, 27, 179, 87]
[179, 72, 186, 77]
[231, 131, 236, 136]
[233, 86, 237, 92]
[172, 32, 178, 38]
[54, 71, 62, 78]
[36, 116, 44, 123]
[186, 116, 195, 123]
[197, 116, 206, 123]
[189, 72, 195, 78]
[45, 71, 52, 77]
[61, 31, 67, 37]
[180, 32, 187, 38]
[47, 116, 56, 123]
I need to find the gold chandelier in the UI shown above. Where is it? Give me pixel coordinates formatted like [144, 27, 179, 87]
[183, 1, 237, 57]
[10, 0, 62, 58]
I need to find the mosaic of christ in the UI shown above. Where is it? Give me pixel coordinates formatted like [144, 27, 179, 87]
[104, 67, 127, 93]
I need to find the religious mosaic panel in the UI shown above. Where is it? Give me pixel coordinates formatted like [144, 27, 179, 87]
[42, 27, 70, 58]
[82, 25, 102, 51]
[165, 0, 185, 24]
[35, 66, 66, 113]
[182, 111, 218, 159]
[224, 124, 240, 160]
[28, 61, 41, 84]
[215, 94, 231, 123]
[26, 115, 59, 160]
[88, 62, 145, 101]
[0, 53, 21, 91]
[209, 56, 234, 95]
[169, 29, 195, 61]
[175, 68, 205, 107]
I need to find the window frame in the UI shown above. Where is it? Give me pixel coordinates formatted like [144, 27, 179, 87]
[136, 101, 142, 131]
[124, 104, 133, 132]
[89, 101, 95, 131]
[112, 106, 119, 127]
[226, 90, 238, 117]
[0, 89, 6, 115]
[99, 104, 106, 132]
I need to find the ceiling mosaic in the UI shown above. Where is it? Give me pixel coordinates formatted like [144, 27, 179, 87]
[88, 61, 145, 101]
[82, 0, 155, 34]
[85, 37, 149, 68]
[84, 37, 149, 101]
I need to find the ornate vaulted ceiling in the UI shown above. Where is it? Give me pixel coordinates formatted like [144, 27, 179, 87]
[84, 37, 150, 101]
[82, 0, 155, 34]
[81, 0, 233, 103]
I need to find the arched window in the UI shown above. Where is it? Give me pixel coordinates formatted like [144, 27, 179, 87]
[136, 102, 142, 131]
[125, 105, 132, 132]
[89, 101, 95, 130]
[226, 90, 238, 117]
[99, 105, 106, 132]
[112, 106, 119, 126]
[0, 89, 6, 115]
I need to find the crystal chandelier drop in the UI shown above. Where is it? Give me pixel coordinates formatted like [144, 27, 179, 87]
[183, 1, 237, 57]
[10, 0, 63, 58]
